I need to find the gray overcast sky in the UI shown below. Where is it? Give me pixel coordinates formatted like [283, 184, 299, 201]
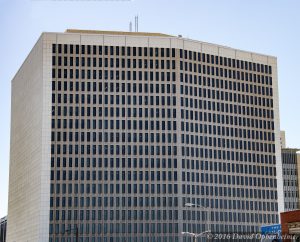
[0, 0, 299, 217]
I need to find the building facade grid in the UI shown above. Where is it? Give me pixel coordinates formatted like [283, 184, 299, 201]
[7, 31, 283, 242]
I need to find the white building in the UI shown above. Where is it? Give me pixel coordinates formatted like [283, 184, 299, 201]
[7, 30, 283, 242]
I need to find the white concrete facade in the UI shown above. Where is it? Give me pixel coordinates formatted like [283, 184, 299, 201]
[7, 34, 52, 242]
[7, 30, 283, 242]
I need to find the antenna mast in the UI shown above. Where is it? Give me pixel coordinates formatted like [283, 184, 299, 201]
[134, 15, 139, 32]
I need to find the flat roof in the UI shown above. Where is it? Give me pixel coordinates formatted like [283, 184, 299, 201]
[281, 209, 300, 215]
[282, 148, 300, 152]
[43, 30, 277, 60]
[65, 29, 173, 37]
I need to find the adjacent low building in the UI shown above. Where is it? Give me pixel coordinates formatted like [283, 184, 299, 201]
[280, 131, 300, 211]
[282, 149, 300, 211]
[280, 210, 300, 242]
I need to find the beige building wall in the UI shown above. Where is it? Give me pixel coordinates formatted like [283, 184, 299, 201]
[272, 60, 284, 215]
[7, 34, 52, 242]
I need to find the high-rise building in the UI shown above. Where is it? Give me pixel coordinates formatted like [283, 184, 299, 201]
[7, 30, 283, 242]
[281, 148, 300, 211]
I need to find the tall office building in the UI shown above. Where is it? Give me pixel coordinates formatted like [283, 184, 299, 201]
[7, 30, 283, 242]
[281, 148, 300, 211]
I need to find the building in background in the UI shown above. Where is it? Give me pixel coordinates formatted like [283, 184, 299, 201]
[0, 217, 7, 242]
[7, 30, 283, 242]
[282, 148, 300, 211]
[281, 131, 286, 149]
[280, 131, 300, 211]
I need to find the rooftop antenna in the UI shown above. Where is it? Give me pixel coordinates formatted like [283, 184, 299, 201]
[129, 21, 132, 32]
[134, 15, 139, 32]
